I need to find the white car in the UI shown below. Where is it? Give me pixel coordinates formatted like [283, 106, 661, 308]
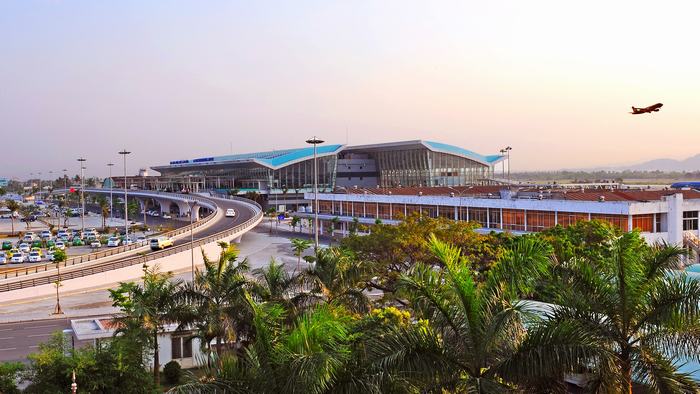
[28, 251, 42, 262]
[136, 236, 147, 244]
[10, 253, 25, 263]
[22, 234, 35, 243]
[18, 243, 31, 253]
[55, 241, 66, 250]
[46, 250, 55, 261]
[0, 253, 6, 264]
[107, 237, 121, 247]
[90, 240, 101, 249]
[225, 209, 236, 217]
[162, 213, 172, 219]
[40, 230, 52, 239]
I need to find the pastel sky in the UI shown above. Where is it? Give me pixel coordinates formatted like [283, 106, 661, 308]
[2, 0, 700, 179]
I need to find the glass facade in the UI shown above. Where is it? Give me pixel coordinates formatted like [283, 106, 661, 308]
[370, 149, 492, 187]
[632, 214, 654, 232]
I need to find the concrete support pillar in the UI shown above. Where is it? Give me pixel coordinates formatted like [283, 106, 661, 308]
[137, 198, 147, 213]
[667, 193, 684, 246]
[176, 201, 189, 217]
[156, 198, 170, 215]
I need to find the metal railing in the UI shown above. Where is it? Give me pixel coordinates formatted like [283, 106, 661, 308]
[0, 197, 262, 292]
[0, 191, 219, 280]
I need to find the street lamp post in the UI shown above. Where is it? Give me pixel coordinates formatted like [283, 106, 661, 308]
[119, 150, 131, 244]
[62, 169, 68, 228]
[53, 260, 63, 315]
[187, 200, 197, 281]
[504, 146, 512, 183]
[305, 136, 324, 251]
[77, 158, 86, 234]
[107, 163, 115, 225]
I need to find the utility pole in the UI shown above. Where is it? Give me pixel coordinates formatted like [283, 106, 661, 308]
[119, 150, 131, 243]
[305, 136, 324, 251]
[107, 163, 115, 225]
[77, 158, 86, 234]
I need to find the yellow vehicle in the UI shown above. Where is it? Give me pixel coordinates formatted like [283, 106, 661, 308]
[30, 248, 43, 257]
[150, 237, 174, 251]
[7, 249, 19, 258]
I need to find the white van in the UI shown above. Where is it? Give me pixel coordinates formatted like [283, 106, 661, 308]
[150, 237, 174, 251]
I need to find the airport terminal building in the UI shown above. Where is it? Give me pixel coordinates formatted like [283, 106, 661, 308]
[138, 140, 506, 208]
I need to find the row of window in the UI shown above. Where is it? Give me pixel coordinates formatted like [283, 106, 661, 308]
[315, 201, 691, 233]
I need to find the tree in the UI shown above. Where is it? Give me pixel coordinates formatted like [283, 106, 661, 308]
[265, 207, 277, 234]
[175, 243, 252, 364]
[539, 230, 700, 393]
[4, 199, 19, 235]
[300, 247, 370, 314]
[97, 196, 109, 231]
[366, 234, 603, 392]
[290, 238, 312, 272]
[22, 332, 155, 394]
[251, 258, 304, 319]
[290, 216, 301, 233]
[170, 303, 357, 394]
[0, 362, 22, 394]
[18, 204, 37, 229]
[110, 265, 183, 387]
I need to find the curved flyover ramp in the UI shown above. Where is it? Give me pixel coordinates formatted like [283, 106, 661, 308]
[0, 191, 262, 297]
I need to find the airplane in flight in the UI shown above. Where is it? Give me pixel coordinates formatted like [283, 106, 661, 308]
[630, 103, 663, 114]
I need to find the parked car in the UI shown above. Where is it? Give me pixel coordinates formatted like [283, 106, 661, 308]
[150, 237, 173, 251]
[18, 243, 30, 253]
[1, 241, 12, 250]
[40, 230, 52, 240]
[107, 237, 121, 247]
[46, 249, 55, 261]
[10, 252, 25, 263]
[162, 213, 172, 219]
[31, 240, 42, 249]
[0, 252, 6, 264]
[28, 251, 42, 262]
[136, 236, 147, 244]
[46, 240, 56, 248]
[90, 240, 101, 249]
[22, 234, 35, 243]
[72, 238, 84, 246]
[55, 241, 66, 250]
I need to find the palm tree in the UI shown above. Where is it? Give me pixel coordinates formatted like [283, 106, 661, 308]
[250, 258, 305, 319]
[366, 234, 604, 392]
[266, 207, 277, 234]
[97, 196, 109, 231]
[539, 230, 700, 393]
[300, 247, 370, 314]
[109, 265, 183, 387]
[290, 216, 301, 233]
[174, 242, 252, 364]
[290, 238, 312, 271]
[5, 199, 19, 235]
[18, 204, 37, 229]
[170, 303, 356, 394]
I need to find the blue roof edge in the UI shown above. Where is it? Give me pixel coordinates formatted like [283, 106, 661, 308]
[423, 141, 504, 165]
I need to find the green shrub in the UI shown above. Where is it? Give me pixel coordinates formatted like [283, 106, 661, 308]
[163, 360, 182, 385]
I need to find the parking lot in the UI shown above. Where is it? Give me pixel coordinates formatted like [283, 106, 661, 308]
[0, 206, 186, 270]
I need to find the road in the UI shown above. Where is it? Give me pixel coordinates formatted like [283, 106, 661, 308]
[0, 318, 74, 362]
[0, 195, 258, 289]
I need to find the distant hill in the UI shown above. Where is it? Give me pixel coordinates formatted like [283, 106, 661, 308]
[616, 154, 700, 172]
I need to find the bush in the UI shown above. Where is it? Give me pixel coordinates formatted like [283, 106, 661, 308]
[163, 360, 182, 385]
[0, 362, 23, 394]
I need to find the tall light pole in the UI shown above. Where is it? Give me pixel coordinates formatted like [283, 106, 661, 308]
[62, 169, 68, 228]
[504, 146, 512, 183]
[77, 158, 86, 234]
[499, 149, 506, 180]
[53, 259, 63, 315]
[187, 200, 197, 281]
[107, 163, 115, 225]
[305, 137, 324, 251]
[119, 150, 131, 243]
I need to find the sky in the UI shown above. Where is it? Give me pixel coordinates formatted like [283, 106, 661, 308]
[2, 0, 700, 179]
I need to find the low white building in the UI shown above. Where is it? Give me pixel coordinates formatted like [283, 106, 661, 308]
[70, 316, 205, 369]
[300, 186, 700, 259]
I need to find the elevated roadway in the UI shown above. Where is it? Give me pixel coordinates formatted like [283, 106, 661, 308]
[0, 191, 262, 292]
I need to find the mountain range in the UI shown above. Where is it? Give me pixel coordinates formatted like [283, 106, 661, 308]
[592, 154, 700, 172]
